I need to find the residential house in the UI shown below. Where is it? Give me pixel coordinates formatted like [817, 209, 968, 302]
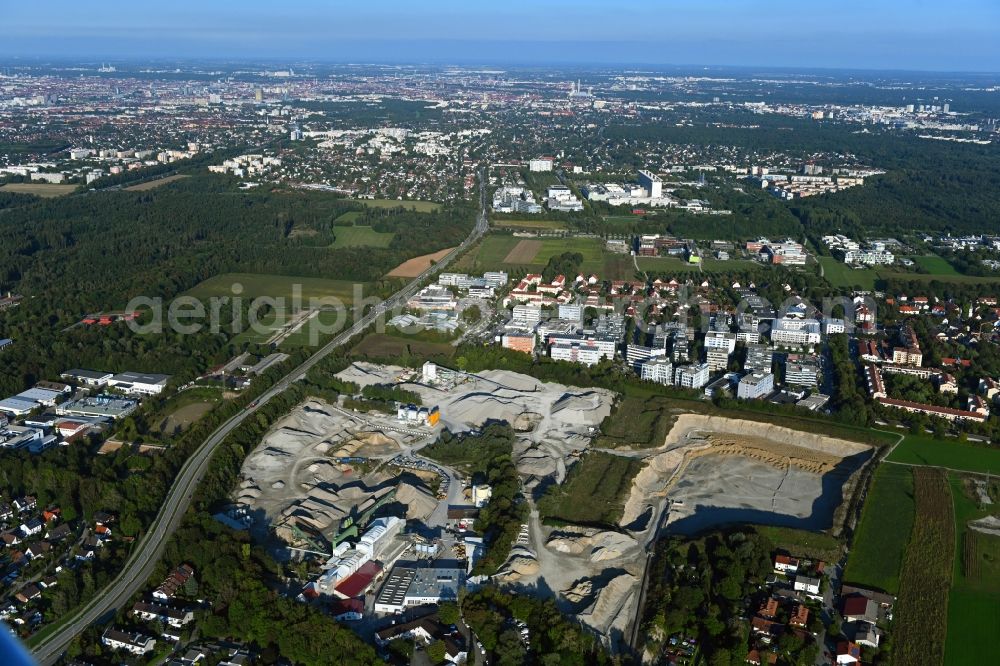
[132, 601, 195, 628]
[153, 564, 195, 601]
[14, 584, 41, 604]
[841, 596, 877, 624]
[13, 496, 36, 513]
[46, 524, 71, 541]
[835, 641, 861, 665]
[19, 517, 44, 538]
[102, 628, 156, 656]
[789, 604, 809, 628]
[793, 575, 821, 597]
[774, 555, 799, 574]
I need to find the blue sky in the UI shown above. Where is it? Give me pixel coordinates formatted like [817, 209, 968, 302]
[2, 1, 999, 71]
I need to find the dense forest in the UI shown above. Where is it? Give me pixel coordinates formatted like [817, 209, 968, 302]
[0, 176, 473, 394]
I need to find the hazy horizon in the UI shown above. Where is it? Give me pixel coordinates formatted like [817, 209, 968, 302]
[2, 1, 999, 73]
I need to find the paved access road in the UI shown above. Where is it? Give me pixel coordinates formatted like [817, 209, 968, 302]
[30, 174, 488, 665]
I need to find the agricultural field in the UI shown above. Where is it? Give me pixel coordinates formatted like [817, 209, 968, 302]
[350, 333, 455, 361]
[385, 247, 454, 278]
[123, 174, 189, 191]
[472, 234, 625, 277]
[817, 256, 878, 290]
[354, 198, 438, 213]
[911, 254, 960, 276]
[0, 182, 76, 197]
[843, 464, 915, 594]
[492, 219, 568, 231]
[184, 273, 364, 303]
[886, 435, 1000, 475]
[944, 475, 1000, 663]
[594, 395, 676, 449]
[537, 451, 643, 527]
[504, 239, 543, 263]
[330, 226, 394, 248]
[891, 468, 955, 666]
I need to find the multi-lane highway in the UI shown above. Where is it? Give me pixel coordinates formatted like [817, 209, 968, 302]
[30, 173, 489, 665]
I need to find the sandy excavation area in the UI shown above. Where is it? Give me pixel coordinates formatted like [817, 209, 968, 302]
[619, 414, 874, 537]
[235, 399, 437, 546]
[337, 362, 615, 491]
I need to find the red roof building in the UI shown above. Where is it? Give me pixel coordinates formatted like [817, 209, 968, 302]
[333, 560, 382, 600]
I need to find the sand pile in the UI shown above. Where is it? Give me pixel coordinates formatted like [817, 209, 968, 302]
[697, 434, 846, 474]
[591, 532, 639, 562]
[335, 430, 400, 458]
[336, 361, 409, 388]
[578, 573, 638, 635]
[551, 391, 611, 421]
[545, 528, 638, 562]
[665, 414, 871, 458]
[495, 545, 540, 582]
[513, 412, 543, 432]
[397, 480, 437, 520]
[563, 579, 594, 604]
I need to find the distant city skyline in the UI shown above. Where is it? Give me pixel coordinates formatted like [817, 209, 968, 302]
[2, 1, 999, 72]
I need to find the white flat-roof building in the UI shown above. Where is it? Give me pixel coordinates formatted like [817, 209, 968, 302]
[108, 372, 171, 396]
[737, 372, 774, 400]
[675, 363, 710, 389]
[771, 318, 822, 346]
[640, 357, 674, 384]
[60, 369, 113, 387]
[528, 157, 554, 172]
[638, 169, 663, 198]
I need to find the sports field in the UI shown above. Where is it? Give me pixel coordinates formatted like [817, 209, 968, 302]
[886, 435, 1000, 475]
[0, 182, 75, 197]
[185, 273, 363, 303]
[843, 464, 915, 594]
[355, 198, 438, 213]
[818, 256, 878, 290]
[331, 226, 394, 248]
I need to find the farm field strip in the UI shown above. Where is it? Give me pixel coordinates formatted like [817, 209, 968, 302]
[503, 239, 543, 263]
[843, 465, 915, 594]
[123, 174, 189, 191]
[891, 468, 954, 666]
